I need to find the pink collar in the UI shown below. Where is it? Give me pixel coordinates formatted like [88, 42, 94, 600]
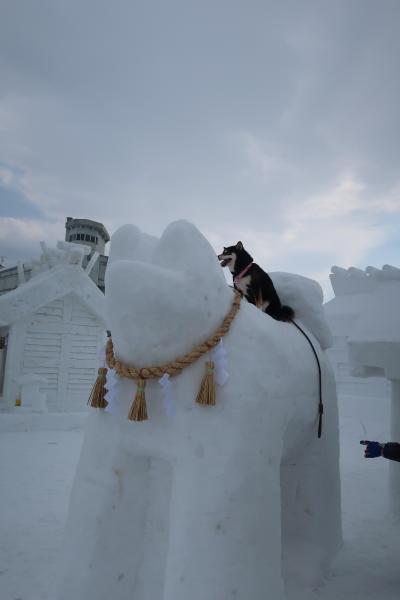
[234, 262, 253, 285]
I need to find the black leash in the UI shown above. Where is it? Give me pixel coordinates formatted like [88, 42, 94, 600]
[289, 319, 323, 438]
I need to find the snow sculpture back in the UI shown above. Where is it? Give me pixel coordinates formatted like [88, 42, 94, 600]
[59, 221, 342, 600]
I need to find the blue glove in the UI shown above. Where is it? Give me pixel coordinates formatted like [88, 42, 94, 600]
[360, 440, 383, 458]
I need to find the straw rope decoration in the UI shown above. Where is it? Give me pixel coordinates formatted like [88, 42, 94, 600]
[89, 290, 242, 421]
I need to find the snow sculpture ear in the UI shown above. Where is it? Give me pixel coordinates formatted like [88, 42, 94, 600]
[108, 224, 158, 267]
[236, 241, 243, 250]
[152, 220, 225, 285]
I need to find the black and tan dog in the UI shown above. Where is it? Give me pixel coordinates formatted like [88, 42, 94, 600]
[218, 241, 294, 321]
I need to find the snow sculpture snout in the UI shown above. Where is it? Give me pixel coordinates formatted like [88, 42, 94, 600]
[60, 220, 342, 600]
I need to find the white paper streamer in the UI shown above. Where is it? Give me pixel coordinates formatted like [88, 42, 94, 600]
[104, 368, 118, 414]
[211, 339, 229, 386]
[159, 373, 175, 418]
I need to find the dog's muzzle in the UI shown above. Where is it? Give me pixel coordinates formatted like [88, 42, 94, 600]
[218, 255, 231, 267]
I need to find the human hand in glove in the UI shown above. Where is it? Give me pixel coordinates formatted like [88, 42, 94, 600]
[360, 440, 383, 458]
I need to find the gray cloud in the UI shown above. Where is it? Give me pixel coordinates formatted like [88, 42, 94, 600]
[1, 0, 400, 297]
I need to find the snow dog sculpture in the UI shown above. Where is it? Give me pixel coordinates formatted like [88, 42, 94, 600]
[59, 221, 342, 600]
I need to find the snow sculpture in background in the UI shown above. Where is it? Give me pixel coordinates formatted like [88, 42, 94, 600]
[330, 264, 400, 515]
[0, 238, 106, 413]
[27, 240, 91, 277]
[59, 221, 342, 600]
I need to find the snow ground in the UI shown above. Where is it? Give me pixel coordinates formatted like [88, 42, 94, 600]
[0, 428, 83, 600]
[0, 393, 399, 600]
[295, 393, 400, 600]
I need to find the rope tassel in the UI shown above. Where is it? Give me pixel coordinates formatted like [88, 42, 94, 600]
[196, 361, 216, 406]
[88, 367, 108, 409]
[128, 379, 148, 421]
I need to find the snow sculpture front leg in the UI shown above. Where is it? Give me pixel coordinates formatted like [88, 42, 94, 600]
[162, 418, 286, 600]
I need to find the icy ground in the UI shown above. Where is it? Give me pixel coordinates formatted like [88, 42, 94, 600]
[1, 393, 399, 600]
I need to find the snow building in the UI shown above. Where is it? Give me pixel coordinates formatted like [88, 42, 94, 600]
[342, 267, 400, 514]
[0, 241, 107, 413]
[65, 217, 109, 292]
[0, 217, 110, 295]
[324, 265, 394, 399]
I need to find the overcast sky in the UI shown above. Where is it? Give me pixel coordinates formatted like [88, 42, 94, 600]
[1, 0, 399, 297]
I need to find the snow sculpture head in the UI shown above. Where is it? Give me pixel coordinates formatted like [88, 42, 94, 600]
[60, 220, 341, 600]
[106, 220, 232, 366]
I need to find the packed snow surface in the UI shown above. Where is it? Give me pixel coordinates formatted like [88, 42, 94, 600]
[1, 394, 399, 600]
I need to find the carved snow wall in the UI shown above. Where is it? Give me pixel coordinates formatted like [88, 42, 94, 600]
[324, 265, 399, 398]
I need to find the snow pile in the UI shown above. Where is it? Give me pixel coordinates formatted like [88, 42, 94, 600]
[59, 220, 341, 600]
[271, 271, 333, 349]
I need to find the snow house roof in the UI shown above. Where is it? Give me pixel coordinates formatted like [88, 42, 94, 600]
[0, 264, 106, 327]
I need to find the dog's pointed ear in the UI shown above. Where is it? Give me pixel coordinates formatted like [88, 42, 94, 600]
[236, 241, 243, 250]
